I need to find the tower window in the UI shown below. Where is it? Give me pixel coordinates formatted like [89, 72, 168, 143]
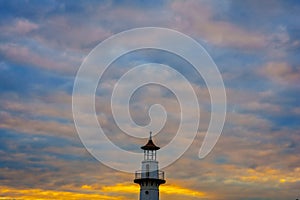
[145, 191, 149, 195]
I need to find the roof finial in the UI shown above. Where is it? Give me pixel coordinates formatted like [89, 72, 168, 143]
[141, 131, 160, 150]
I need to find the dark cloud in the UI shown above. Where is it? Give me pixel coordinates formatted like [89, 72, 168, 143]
[0, 63, 74, 102]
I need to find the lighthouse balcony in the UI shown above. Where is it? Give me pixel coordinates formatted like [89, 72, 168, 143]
[134, 170, 165, 180]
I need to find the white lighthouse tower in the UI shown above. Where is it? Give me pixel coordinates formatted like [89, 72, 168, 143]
[134, 132, 165, 200]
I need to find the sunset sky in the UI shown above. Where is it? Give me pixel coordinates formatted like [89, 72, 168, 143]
[1, 0, 300, 200]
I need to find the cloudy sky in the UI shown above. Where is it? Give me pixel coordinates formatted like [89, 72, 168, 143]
[0, 0, 300, 200]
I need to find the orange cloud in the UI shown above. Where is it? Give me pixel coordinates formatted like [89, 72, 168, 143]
[260, 62, 300, 84]
[0, 111, 75, 138]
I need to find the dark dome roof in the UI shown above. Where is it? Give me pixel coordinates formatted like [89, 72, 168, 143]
[141, 138, 160, 150]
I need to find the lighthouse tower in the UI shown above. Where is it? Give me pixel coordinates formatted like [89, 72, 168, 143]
[134, 132, 165, 200]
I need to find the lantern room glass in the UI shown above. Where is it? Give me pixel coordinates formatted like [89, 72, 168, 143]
[144, 150, 157, 161]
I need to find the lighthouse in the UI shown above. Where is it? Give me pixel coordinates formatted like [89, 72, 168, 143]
[134, 132, 165, 200]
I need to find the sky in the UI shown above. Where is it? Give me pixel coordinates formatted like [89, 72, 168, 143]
[0, 0, 300, 199]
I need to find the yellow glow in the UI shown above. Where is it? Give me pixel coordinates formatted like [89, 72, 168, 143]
[279, 179, 286, 183]
[1, 182, 208, 200]
[102, 182, 207, 197]
[102, 183, 139, 193]
[0, 185, 125, 200]
[81, 184, 93, 190]
[161, 185, 206, 197]
[237, 167, 300, 184]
